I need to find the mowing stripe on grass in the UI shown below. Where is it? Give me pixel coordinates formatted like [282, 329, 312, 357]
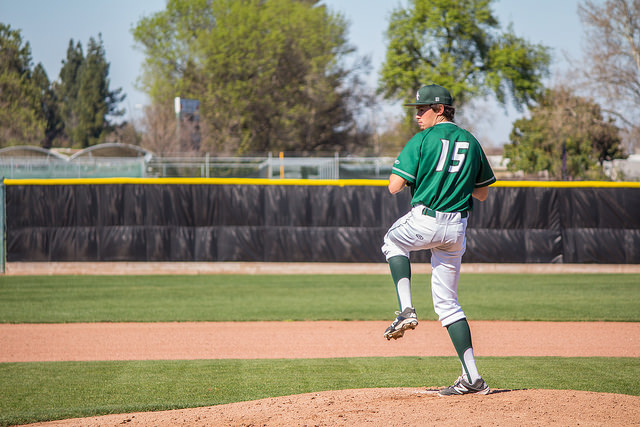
[1, 274, 638, 323]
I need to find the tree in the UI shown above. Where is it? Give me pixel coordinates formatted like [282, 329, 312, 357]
[140, 102, 190, 155]
[578, 0, 640, 153]
[105, 121, 142, 146]
[133, 0, 370, 155]
[0, 23, 45, 146]
[379, 0, 551, 115]
[503, 87, 625, 180]
[32, 63, 63, 148]
[57, 35, 125, 147]
[56, 40, 83, 145]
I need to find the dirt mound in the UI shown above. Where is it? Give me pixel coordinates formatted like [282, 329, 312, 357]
[26, 388, 640, 426]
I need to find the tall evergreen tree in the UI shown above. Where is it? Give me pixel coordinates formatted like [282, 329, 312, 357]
[57, 35, 125, 147]
[57, 40, 84, 145]
[32, 63, 63, 148]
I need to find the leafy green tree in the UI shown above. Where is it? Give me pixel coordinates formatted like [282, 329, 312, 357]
[57, 36, 125, 147]
[503, 88, 625, 180]
[0, 23, 45, 146]
[379, 0, 551, 114]
[133, 0, 369, 154]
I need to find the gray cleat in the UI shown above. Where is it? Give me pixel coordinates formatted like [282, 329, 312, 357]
[439, 376, 490, 396]
[383, 307, 418, 340]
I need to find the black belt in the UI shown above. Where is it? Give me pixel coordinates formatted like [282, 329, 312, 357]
[422, 207, 468, 219]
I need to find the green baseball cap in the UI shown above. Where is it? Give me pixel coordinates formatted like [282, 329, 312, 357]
[404, 84, 453, 106]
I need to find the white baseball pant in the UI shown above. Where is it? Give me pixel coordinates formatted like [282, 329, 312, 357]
[382, 204, 468, 327]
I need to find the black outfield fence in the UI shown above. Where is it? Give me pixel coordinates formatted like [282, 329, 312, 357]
[4, 178, 640, 264]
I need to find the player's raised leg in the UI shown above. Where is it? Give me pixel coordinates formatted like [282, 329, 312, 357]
[383, 255, 418, 340]
[381, 213, 421, 340]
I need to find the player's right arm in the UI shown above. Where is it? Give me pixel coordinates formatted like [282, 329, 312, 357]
[471, 140, 496, 202]
[472, 186, 489, 201]
[389, 133, 422, 194]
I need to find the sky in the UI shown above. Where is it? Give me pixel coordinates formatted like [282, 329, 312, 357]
[1, 0, 599, 147]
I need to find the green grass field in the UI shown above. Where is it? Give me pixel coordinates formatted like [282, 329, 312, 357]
[0, 273, 638, 322]
[0, 273, 638, 426]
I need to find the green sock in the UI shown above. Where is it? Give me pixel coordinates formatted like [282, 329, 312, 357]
[446, 318, 473, 380]
[388, 255, 411, 284]
[388, 255, 411, 311]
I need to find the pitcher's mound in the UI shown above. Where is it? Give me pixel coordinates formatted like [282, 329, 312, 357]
[27, 388, 640, 426]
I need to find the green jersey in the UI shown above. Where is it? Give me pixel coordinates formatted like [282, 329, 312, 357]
[392, 122, 496, 212]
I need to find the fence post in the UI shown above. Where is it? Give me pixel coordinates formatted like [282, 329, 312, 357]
[279, 152, 284, 179]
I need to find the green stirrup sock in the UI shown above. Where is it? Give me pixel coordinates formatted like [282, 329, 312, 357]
[388, 255, 411, 310]
[388, 255, 411, 284]
[446, 319, 473, 380]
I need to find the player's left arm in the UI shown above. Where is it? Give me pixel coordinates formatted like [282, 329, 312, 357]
[388, 174, 407, 194]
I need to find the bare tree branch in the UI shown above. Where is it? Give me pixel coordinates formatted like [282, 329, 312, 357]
[578, 0, 640, 152]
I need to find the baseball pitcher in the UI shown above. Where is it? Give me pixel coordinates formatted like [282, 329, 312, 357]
[381, 84, 496, 396]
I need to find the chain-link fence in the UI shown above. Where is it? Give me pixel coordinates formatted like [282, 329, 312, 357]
[0, 157, 147, 179]
[0, 153, 395, 180]
[2, 144, 638, 180]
